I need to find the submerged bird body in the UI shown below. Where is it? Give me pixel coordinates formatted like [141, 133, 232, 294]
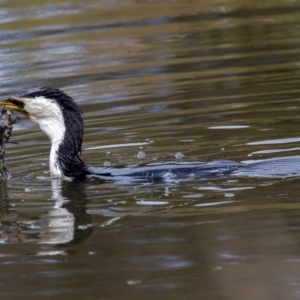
[3, 87, 300, 182]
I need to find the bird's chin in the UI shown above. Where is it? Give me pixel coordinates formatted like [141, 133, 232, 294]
[0, 101, 29, 118]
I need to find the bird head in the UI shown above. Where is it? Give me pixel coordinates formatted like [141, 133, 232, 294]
[0, 87, 93, 180]
[0, 87, 84, 144]
[1, 87, 81, 121]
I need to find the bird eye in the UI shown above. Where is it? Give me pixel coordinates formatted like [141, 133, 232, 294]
[7, 98, 25, 108]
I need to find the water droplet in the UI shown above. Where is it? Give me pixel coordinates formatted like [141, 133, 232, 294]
[137, 151, 146, 159]
[127, 280, 142, 285]
[225, 193, 234, 197]
[175, 152, 184, 159]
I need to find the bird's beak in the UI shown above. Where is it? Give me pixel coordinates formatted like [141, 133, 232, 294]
[0, 99, 29, 118]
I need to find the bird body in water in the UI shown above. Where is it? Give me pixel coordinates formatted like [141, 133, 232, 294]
[2, 87, 300, 182]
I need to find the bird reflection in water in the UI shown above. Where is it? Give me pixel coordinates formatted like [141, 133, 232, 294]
[0, 181, 21, 243]
[40, 179, 93, 245]
[0, 179, 93, 245]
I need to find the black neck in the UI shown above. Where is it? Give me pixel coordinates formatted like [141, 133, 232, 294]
[57, 141, 89, 181]
[56, 97, 90, 181]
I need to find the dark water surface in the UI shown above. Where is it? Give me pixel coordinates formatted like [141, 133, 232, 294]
[1, 0, 300, 299]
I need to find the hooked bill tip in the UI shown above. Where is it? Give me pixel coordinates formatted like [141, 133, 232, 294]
[0, 100, 28, 118]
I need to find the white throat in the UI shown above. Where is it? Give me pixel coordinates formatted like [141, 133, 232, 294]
[23, 96, 66, 177]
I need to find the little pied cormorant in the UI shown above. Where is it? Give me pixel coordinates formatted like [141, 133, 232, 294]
[2, 87, 300, 182]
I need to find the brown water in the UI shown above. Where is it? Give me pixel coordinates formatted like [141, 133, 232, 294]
[1, 0, 300, 299]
